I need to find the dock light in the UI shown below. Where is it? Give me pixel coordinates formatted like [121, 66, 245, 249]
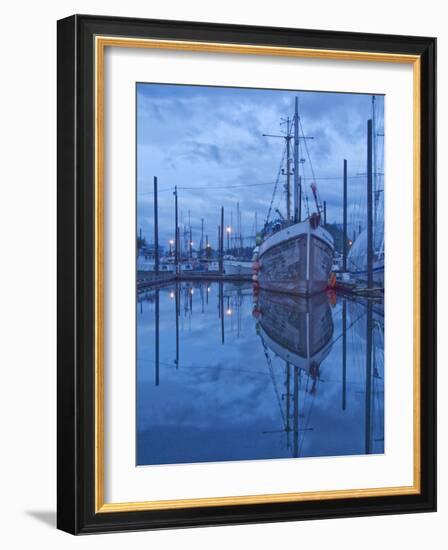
[348, 240, 353, 246]
[207, 287, 211, 292]
[190, 241, 194, 246]
[169, 239, 174, 245]
[206, 243, 211, 248]
[226, 226, 232, 233]
[190, 288, 194, 295]
[169, 291, 175, 299]
[226, 308, 233, 316]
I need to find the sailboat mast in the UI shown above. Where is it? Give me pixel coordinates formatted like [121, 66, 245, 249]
[286, 117, 292, 222]
[367, 119, 374, 289]
[200, 217, 204, 257]
[154, 176, 159, 274]
[174, 186, 179, 274]
[293, 97, 300, 223]
[372, 96, 377, 235]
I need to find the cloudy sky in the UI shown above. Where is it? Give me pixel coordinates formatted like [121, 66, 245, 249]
[137, 83, 384, 249]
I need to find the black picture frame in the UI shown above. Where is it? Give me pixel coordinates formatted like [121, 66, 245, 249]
[57, 14, 436, 534]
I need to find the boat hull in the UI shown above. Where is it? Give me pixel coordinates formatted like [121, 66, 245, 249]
[257, 221, 334, 296]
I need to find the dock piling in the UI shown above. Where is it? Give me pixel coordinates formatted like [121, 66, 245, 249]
[154, 176, 159, 274]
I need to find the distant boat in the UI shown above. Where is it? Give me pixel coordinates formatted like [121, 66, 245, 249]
[137, 257, 155, 271]
[347, 227, 384, 286]
[331, 252, 343, 273]
[255, 97, 334, 296]
[205, 260, 220, 272]
[137, 256, 176, 272]
[224, 260, 253, 276]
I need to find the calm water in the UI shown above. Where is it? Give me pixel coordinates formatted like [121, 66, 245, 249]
[137, 282, 384, 466]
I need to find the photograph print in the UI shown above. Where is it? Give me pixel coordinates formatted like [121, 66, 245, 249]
[136, 83, 385, 467]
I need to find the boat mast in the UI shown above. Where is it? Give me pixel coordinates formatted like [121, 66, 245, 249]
[372, 96, 379, 262]
[200, 217, 204, 257]
[262, 117, 293, 222]
[285, 117, 292, 222]
[173, 186, 179, 274]
[343, 159, 348, 272]
[153, 176, 159, 274]
[236, 202, 241, 257]
[188, 210, 192, 259]
[372, 96, 377, 238]
[293, 97, 300, 223]
[293, 96, 314, 222]
[367, 119, 374, 289]
[219, 206, 224, 273]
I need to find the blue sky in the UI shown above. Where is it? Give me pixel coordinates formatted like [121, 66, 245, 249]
[137, 83, 384, 249]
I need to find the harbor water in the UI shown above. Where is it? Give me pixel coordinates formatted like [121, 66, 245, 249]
[137, 282, 384, 466]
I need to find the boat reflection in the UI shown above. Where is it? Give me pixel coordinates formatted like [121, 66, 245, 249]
[137, 282, 384, 465]
[254, 290, 334, 374]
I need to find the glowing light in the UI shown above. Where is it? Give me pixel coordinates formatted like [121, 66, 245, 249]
[207, 287, 211, 292]
[169, 239, 174, 245]
[226, 226, 232, 233]
[169, 292, 175, 299]
[226, 308, 233, 316]
[190, 288, 194, 295]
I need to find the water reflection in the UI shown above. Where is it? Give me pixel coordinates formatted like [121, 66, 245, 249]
[137, 282, 384, 466]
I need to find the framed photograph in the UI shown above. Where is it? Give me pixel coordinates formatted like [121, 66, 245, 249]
[57, 14, 436, 534]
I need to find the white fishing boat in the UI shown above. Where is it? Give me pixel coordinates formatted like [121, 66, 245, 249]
[255, 97, 334, 296]
[257, 218, 334, 295]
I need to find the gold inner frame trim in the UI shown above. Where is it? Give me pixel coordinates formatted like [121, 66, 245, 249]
[94, 35, 421, 514]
